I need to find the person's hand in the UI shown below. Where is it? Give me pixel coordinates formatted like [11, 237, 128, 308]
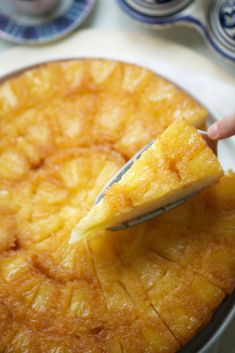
[208, 114, 235, 140]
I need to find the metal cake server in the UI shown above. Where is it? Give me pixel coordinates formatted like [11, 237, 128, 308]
[95, 130, 218, 231]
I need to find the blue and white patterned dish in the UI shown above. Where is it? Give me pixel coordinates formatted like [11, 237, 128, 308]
[124, 0, 193, 16]
[116, 0, 235, 63]
[0, 0, 96, 44]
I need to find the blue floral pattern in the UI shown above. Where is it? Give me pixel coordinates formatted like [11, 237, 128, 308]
[0, 0, 95, 44]
[219, 0, 235, 40]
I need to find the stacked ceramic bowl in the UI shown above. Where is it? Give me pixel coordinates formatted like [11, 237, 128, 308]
[116, 0, 235, 63]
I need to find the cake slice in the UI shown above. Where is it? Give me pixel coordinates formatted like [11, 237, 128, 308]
[70, 119, 223, 243]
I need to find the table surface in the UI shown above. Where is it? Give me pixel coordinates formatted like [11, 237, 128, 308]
[0, 1, 234, 352]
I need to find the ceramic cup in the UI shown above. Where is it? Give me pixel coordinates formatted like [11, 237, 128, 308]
[10, 0, 60, 16]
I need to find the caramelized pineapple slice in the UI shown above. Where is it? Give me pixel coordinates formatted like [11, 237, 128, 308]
[0, 60, 208, 162]
[148, 173, 235, 293]
[0, 252, 65, 332]
[0, 253, 44, 311]
[89, 234, 180, 353]
[0, 81, 19, 113]
[0, 149, 29, 182]
[96, 93, 135, 143]
[128, 252, 224, 345]
[198, 228, 235, 293]
[149, 223, 235, 293]
[0, 252, 107, 342]
[71, 119, 222, 242]
[34, 231, 98, 282]
[140, 75, 207, 129]
[2, 63, 67, 114]
[150, 272, 224, 345]
[11, 147, 125, 282]
[88, 60, 123, 91]
[103, 228, 225, 345]
[205, 171, 235, 229]
[13, 147, 124, 249]
[14, 107, 55, 167]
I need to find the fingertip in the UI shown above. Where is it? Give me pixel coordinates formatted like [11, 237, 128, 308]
[208, 123, 219, 140]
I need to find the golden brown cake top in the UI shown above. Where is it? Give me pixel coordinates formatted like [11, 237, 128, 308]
[0, 60, 234, 353]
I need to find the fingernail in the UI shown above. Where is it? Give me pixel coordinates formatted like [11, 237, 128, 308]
[208, 124, 219, 139]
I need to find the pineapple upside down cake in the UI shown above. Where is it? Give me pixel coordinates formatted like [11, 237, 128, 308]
[70, 119, 223, 241]
[0, 59, 234, 353]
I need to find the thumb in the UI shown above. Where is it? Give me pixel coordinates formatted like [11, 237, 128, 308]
[208, 114, 235, 140]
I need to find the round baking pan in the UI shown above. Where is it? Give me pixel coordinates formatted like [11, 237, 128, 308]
[0, 59, 234, 353]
